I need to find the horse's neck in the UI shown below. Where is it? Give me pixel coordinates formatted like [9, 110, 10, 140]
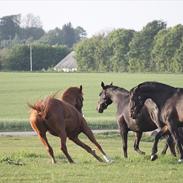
[109, 89, 129, 109]
[144, 87, 176, 110]
[62, 95, 73, 104]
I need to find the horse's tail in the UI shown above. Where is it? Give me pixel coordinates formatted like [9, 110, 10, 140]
[27, 100, 48, 120]
[28, 96, 55, 120]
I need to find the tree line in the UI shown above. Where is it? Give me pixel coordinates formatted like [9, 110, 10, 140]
[0, 14, 86, 70]
[75, 20, 183, 73]
[0, 14, 86, 48]
[0, 15, 183, 73]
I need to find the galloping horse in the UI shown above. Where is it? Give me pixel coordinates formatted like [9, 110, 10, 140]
[28, 86, 111, 163]
[96, 82, 176, 158]
[129, 81, 183, 162]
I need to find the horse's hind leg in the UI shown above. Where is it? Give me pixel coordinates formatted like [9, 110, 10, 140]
[161, 135, 176, 156]
[37, 133, 56, 164]
[82, 124, 111, 162]
[31, 120, 56, 164]
[161, 143, 168, 155]
[70, 136, 103, 162]
[59, 131, 74, 163]
[168, 122, 183, 162]
[134, 132, 145, 155]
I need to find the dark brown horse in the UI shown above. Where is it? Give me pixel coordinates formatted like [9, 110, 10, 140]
[129, 81, 183, 162]
[96, 82, 175, 158]
[28, 86, 111, 163]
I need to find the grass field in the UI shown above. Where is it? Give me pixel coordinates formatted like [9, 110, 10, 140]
[0, 72, 183, 131]
[0, 133, 183, 183]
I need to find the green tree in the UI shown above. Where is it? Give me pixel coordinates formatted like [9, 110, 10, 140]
[61, 22, 76, 48]
[3, 44, 70, 71]
[35, 28, 61, 45]
[36, 24, 86, 47]
[0, 14, 21, 41]
[75, 26, 87, 42]
[152, 24, 183, 72]
[18, 27, 45, 42]
[128, 20, 166, 72]
[171, 39, 183, 72]
[75, 38, 96, 71]
[92, 34, 111, 72]
[107, 29, 135, 72]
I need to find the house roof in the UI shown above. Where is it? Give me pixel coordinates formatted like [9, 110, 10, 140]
[54, 51, 77, 70]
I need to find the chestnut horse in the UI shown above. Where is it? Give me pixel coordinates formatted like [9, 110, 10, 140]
[129, 81, 183, 162]
[28, 86, 111, 163]
[97, 82, 176, 158]
[62, 86, 84, 114]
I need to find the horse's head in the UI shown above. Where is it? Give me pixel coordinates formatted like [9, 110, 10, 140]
[129, 86, 146, 119]
[62, 85, 84, 113]
[97, 81, 113, 113]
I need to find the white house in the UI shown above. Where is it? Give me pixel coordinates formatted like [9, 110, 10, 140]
[54, 51, 77, 72]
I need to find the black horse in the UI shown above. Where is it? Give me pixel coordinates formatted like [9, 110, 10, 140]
[130, 81, 183, 162]
[96, 82, 176, 158]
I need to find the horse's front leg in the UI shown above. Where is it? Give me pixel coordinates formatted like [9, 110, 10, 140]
[118, 119, 128, 158]
[81, 123, 111, 163]
[70, 136, 103, 162]
[151, 126, 168, 161]
[134, 132, 145, 155]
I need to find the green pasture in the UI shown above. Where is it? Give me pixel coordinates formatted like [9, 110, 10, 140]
[0, 72, 183, 131]
[0, 133, 183, 183]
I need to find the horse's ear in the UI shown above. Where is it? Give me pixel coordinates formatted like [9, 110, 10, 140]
[101, 81, 105, 89]
[79, 85, 82, 92]
[110, 82, 113, 86]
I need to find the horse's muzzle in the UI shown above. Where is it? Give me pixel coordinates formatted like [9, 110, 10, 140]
[96, 106, 103, 113]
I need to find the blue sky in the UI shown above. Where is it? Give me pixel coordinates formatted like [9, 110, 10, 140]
[0, 0, 183, 37]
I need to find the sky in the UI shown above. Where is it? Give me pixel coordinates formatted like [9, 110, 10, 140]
[0, 0, 183, 37]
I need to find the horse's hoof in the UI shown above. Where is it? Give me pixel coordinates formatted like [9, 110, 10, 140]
[108, 159, 114, 164]
[151, 154, 158, 161]
[178, 159, 183, 163]
[52, 159, 56, 164]
[103, 155, 113, 163]
[98, 158, 104, 162]
[139, 151, 145, 155]
[135, 149, 145, 155]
